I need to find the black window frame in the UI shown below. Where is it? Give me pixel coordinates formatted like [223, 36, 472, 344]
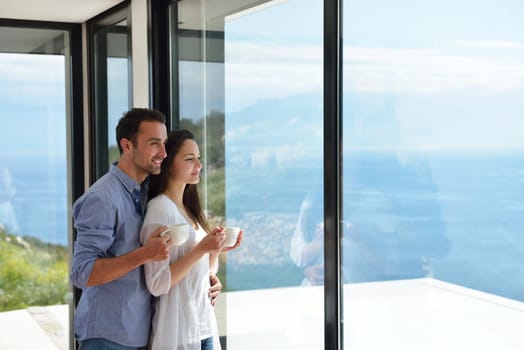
[86, 0, 132, 181]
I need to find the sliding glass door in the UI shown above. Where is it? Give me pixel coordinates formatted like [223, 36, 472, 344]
[154, 0, 524, 348]
[0, 21, 80, 350]
[166, 0, 325, 348]
[342, 1, 524, 349]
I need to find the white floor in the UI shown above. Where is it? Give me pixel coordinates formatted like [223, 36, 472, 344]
[219, 278, 524, 350]
[2, 278, 524, 350]
[0, 304, 69, 350]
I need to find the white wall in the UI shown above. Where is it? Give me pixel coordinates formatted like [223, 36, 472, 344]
[131, 0, 150, 108]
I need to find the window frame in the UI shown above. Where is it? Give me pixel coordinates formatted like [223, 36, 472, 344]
[0, 17, 84, 350]
[86, 0, 132, 181]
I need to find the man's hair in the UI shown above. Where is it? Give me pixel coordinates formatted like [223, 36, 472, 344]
[115, 108, 167, 154]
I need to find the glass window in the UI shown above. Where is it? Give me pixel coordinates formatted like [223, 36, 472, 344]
[0, 24, 73, 349]
[343, 1, 524, 348]
[90, 10, 131, 179]
[172, 0, 324, 348]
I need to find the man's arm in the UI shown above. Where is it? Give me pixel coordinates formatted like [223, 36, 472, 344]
[86, 227, 171, 286]
[209, 274, 222, 306]
[71, 191, 171, 288]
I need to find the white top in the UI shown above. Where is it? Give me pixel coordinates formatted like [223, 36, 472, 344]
[140, 194, 221, 350]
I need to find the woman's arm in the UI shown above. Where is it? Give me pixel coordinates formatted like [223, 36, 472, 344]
[168, 228, 225, 288]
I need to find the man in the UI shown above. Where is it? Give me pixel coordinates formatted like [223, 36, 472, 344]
[70, 108, 173, 350]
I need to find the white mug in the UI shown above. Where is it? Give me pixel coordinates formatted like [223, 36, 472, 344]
[161, 223, 190, 245]
[223, 227, 241, 247]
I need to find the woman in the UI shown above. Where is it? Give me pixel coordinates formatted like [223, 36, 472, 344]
[140, 129, 242, 350]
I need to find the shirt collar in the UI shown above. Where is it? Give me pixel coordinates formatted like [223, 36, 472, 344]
[110, 162, 143, 194]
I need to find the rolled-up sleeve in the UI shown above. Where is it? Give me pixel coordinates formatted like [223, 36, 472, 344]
[70, 191, 116, 288]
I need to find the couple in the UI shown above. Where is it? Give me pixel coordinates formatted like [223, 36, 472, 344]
[70, 108, 242, 350]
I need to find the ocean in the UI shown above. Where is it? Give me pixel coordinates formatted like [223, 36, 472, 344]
[225, 150, 524, 301]
[2, 151, 523, 302]
[1, 155, 68, 246]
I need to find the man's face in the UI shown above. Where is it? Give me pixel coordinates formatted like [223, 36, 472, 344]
[130, 121, 167, 179]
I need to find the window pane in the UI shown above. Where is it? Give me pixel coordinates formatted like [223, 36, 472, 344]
[107, 20, 130, 163]
[107, 56, 129, 153]
[92, 17, 130, 177]
[342, 1, 524, 348]
[0, 26, 71, 349]
[175, 0, 324, 348]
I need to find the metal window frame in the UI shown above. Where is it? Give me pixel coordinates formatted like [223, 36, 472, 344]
[323, 0, 343, 348]
[86, 0, 132, 181]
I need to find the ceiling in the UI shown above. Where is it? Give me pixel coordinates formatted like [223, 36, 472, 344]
[0, 0, 273, 54]
[0, 0, 277, 26]
[0, 0, 125, 23]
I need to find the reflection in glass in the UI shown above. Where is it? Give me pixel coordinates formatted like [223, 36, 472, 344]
[224, 0, 324, 348]
[175, 0, 324, 348]
[343, 1, 524, 348]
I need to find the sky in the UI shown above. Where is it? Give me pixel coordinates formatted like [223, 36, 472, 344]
[1, 0, 524, 157]
[0, 53, 66, 157]
[222, 0, 524, 153]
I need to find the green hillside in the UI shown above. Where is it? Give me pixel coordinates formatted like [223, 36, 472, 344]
[0, 228, 69, 312]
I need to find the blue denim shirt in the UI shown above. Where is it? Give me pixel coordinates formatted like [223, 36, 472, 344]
[70, 164, 151, 347]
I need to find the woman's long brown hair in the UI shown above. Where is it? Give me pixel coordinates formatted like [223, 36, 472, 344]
[148, 129, 210, 233]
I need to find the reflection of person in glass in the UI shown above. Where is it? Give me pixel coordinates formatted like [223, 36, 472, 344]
[291, 153, 449, 286]
[290, 190, 324, 286]
[0, 167, 19, 234]
[140, 130, 242, 350]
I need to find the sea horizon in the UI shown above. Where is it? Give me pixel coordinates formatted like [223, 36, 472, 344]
[1, 149, 523, 301]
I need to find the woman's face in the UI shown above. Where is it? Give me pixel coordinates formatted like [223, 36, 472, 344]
[170, 139, 202, 185]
